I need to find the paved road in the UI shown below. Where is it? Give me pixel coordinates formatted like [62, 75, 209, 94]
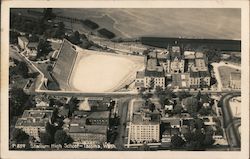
[114, 97, 131, 150]
[221, 93, 241, 148]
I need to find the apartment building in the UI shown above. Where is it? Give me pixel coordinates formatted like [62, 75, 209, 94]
[15, 109, 54, 141]
[129, 109, 160, 143]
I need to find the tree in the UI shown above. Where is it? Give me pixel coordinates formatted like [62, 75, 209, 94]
[176, 91, 191, 101]
[40, 132, 53, 145]
[204, 49, 221, 63]
[54, 22, 65, 39]
[198, 107, 211, 116]
[67, 31, 82, 45]
[194, 118, 204, 130]
[171, 134, 185, 147]
[184, 97, 199, 116]
[138, 87, 146, 97]
[155, 86, 163, 96]
[196, 91, 202, 101]
[203, 134, 215, 146]
[28, 34, 39, 42]
[13, 61, 29, 78]
[54, 130, 72, 147]
[47, 65, 53, 72]
[140, 143, 150, 151]
[45, 122, 56, 139]
[184, 132, 193, 143]
[12, 128, 29, 143]
[158, 88, 174, 107]
[68, 97, 79, 116]
[172, 103, 182, 115]
[149, 103, 156, 112]
[43, 8, 55, 20]
[125, 84, 129, 89]
[39, 20, 47, 35]
[193, 129, 205, 143]
[9, 88, 30, 121]
[37, 39, 52, 58]
[185, 129, 206, 150]
[10, 31, 20, 44]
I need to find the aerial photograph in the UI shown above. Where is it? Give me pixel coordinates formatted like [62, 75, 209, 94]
[9, 8, 241, 151]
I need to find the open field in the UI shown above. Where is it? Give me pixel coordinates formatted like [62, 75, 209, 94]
[218, 66, 240, 89]
[55, 8, 240, 40]
[69, 49, 144, 92]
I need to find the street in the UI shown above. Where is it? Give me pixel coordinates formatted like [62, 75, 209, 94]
[221, 93, 241, 148]
[114, 97, 130, 150]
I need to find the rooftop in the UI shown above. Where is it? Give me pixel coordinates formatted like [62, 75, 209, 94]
[158, 53, 170, 60]
[161, 118, 181, 127]
[145, 58, 164, 77]
[171, 46, 181, 53]
[147, 59, 158, 71]
[18, 36, 29, 43]
[27, 42, 38, 48]
[132, 110, 160, 125]
[136, 71, 145, 79]
[22, 109, 53, 118]
[73, 110, 110, 119]
[195, 58, 206, 68]
[69, 118, 108, 134]
[195, 52, 204, 59]
[172, 73, 190, 88]
[190, 68, 210, 78]
[15, 109, 53, 127]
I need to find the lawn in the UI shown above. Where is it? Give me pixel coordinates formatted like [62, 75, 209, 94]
[218, 66, 240, 88]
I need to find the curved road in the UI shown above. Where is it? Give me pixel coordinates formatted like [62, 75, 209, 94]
[221, 93, 241, 149]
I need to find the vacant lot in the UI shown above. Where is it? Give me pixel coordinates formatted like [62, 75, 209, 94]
[218, 66, 240, 88]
